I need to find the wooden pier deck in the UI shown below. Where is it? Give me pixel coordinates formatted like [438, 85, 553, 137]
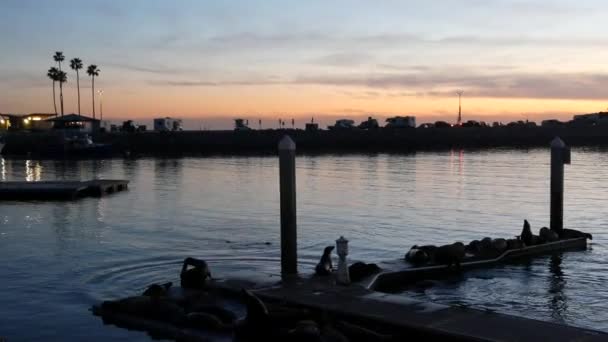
[0, 179, 129, 200]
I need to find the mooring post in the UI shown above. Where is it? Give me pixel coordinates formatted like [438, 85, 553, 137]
[550, 137, 570, 235]
[279, 135, 297, 276]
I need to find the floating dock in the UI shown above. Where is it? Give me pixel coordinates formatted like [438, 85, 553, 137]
[0, 179, 129, 200]
[91, 237, 606, 341]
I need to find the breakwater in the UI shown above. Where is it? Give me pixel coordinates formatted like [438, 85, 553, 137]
[4, 125, 608, 156]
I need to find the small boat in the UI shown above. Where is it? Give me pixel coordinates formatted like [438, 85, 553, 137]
[63, 133, 112, 156]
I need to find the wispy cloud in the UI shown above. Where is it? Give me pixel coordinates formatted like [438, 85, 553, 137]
[106, 62, 187, 75]
[151, 69, 608, 101]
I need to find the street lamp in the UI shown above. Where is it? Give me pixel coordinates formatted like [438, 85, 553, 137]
[97, 90, 104, 121]
[456, 90, 464, 126]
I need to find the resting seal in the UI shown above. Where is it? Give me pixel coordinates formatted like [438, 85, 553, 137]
[465, 240, 481, 255]
[492, 238, 508, 255]
[558, 228, 593, 240]
[539, 227, 559, 243]
[315, 246, 334, 276]
[506, 238, 525, 250]
[348, 262, 381, 282]
[434, 242, 465, 268]
[405, 245, 437, 264]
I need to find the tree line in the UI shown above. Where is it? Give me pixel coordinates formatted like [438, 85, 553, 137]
[46, 52, 100, 118]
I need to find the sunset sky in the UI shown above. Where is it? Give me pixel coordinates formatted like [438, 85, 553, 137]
[1, 0, 608, 129]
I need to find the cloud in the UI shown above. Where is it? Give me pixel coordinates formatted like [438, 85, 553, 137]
[106, 62, 187, 75]
[152, 68, 608, 101]
[311, 52, 374, 67]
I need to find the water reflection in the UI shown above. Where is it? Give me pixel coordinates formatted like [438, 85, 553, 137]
[549, 254, 568, 322]
[25, 160, 42, 182]
[0, 158, 5, 181]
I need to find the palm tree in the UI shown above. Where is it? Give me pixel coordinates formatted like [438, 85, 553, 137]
[87, 65, 100, 119]
[53, 52, 66, 116]
[70, 58, 83, 116]
[57, 70, 67, 116]
[47, 67, 60, 116]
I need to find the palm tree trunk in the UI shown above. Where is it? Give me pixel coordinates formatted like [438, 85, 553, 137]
[52, 81, 57, 116]
[76, 70, 81, 117]
[59, 81, 64, 117]
[92, 76, 96, 119]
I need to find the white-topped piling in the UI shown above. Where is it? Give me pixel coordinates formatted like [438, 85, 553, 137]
[550, 137, 570, 234]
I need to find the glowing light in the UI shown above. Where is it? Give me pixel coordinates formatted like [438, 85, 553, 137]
[0, 119, 4, 124]
[31, 117, 41, 121]
[23, 118, 29, 123]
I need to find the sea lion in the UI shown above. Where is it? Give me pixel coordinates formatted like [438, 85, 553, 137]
[405, 245, 438, 264]
[465, 240, 481, 255]
[142, 282, 172, 297]
[101, 295, 186, 324]
[520, 220, 541, 246]
[492, 238, 508, 255]
[558, 228, 593, 240]
[180, 257, 212, 289]
[315, 246, 335, 276]
[434, 242, 465, 268]
[521, 220, 533, 246]
[539, 227, 559, 243]
[506, 238, 525, 250]
[348, 262, 381, 282]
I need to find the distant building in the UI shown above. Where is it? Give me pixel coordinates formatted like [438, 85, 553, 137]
[47, 114, 100, 132]
[572, 112, 608, 125]
[385, 116, 416, 128]
[2, 113, 55, 131]
[541, 119, 564, 127]
[233, 118, 251, 131]
[328, 119, 356, 130]
[154, 117, 183, 132]
[358, 116, 379, 129]
[305, 122, 319, 131]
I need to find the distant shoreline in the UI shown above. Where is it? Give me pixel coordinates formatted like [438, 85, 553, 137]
[3, 125, 608, 157]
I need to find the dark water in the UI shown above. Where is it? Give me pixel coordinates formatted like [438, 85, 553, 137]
[1, 148, 607, 341]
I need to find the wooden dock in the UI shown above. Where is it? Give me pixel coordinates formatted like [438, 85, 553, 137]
[0, 179, 129, 200]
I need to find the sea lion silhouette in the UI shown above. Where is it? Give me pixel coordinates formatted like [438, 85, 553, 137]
[506, 238, 524, 250]
[180, 257, 211, 289]
[492, 238, 508, 255]
[142, 282, 172, 297]
[520, 220, 541, 246]
[558, 228, 593, 240]
[539, 227, 559, 243]
[465, 240, 481, 255]
[348, 262, 381, 282]
[434, 242, 465, 268]
[315, 246, 334, 276]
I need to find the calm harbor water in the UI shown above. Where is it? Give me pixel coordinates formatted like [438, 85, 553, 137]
[1, 148, 608, 341]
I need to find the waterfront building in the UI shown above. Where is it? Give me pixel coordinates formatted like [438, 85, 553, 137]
[154, 117, 183, 131]
[47, 114, 101, 132]
[2, 113, 55, 131]
[572, 112, 608, 125]
[385, 116, 416, 128]
[233, 118, 251, 131]
[328, 119, 356, 130]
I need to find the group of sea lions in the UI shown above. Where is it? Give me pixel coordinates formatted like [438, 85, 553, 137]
[314, 245, 382, 282]
[98, 257, 395, 341]
[405, 220, 592, 268]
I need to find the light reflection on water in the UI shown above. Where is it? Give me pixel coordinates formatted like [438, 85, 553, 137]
[1, 148, 608, 341]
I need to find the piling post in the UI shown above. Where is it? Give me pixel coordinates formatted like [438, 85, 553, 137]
[279, 135, 297, 276]
[550, 137, 570, 235]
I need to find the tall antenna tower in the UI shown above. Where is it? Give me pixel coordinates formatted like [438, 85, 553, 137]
[456, 90, 464, 126]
